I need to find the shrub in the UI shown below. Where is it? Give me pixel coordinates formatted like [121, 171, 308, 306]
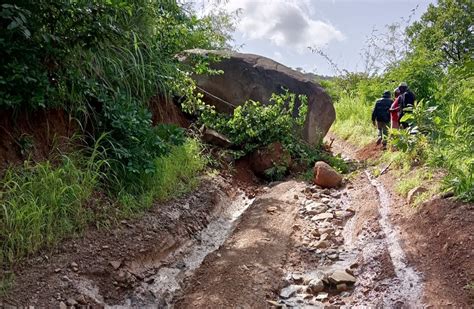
[200, 90, 308, 156]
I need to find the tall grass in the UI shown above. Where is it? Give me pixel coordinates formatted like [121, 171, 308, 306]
[117, 138, 207, 215]
[0, 151, 107, 265]
[330, 94, 375, 146]
[0, 138, 206, 265]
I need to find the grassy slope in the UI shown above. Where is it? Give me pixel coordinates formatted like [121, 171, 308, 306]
[0, 138, 205, 266]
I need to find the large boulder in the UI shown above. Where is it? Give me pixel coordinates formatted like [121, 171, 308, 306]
[180, 49, 335, 145]
[313, 161, 342, 188]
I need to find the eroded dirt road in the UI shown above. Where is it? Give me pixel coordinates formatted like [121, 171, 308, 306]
[2, 138, 472, 308]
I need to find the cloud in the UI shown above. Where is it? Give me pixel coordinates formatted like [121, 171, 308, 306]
[225, 0, 344, 52]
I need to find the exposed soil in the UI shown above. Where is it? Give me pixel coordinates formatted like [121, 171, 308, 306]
[0, 97, 189, 175]
[1, 175, 239, 307]
[1, 130, 472, 308]
[330, 134, 474, 307]
[0, 108, 75, 173]
[175, 181, 304, 308]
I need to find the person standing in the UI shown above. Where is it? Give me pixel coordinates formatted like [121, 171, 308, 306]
[371, 90, 393, 147]
[398, 82, 416, 128]
[389, 88, 401, 129]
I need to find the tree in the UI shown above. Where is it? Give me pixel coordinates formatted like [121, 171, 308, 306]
[406, 0, 474, 66]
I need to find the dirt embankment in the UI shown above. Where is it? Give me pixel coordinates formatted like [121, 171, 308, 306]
[0, 108, 75, 172]
[0, 97, 189, 173]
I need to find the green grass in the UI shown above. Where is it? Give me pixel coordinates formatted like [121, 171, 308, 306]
[0, 152, 105, 265]
[0, 138, 206, 266]
[395, 170, 425, 197]
[116, 138, 207, 215]
[330, 95, 375, 146]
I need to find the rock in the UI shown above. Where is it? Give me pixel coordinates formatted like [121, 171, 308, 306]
[331, 192, 341, 198]
[266, 300, 283, 307]
[311, 212, 334, 221]
[181, 50, 335, 145]
[76, 295, 87, 305]
[335, 210, 352, 218]
[407, 186, 428, 205]
[291, 274, 304, 284]
[201, 127, 232, 148]
[61, 275, 71, 282]
[70, 262, 78, 268]
[315, 240, 330, 249]
[59, 302, 67, 309]
[307, 278, 325, 294]
[336, 283, 349, 291]
[280, 285, 304, 299]
[305, 202, 328, 215]
[54, 268, 61, 273]
[328, 270, 356, 284]
[319, 233, 329, 241]
[66, 298, 78, 306]
[313, 161, 342, 188]
[321, 197, 331, 204]
[318, 227, 334, 234]
[267, 206, 278, 213]
[109, 260, 122, 270]
[315, 292, 329, 301]
[248, 142, 291, 177]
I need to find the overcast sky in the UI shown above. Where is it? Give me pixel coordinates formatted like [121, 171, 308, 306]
[197, 0, 435, 76]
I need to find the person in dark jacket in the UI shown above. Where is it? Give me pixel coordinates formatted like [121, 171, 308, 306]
[371, 90, 393, 146]
[398, 82, 416, 128]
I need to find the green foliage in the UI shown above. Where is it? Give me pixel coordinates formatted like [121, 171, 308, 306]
[201, 90, 308, 155]
[0, 138, 205, 265]
[327, 0, 473, 202]
[0, 0, 230, 191]
[116, 138, 206, 214]
[330, 94, 374, 146]
[0, 148, 106, 265]
[407, 0, 473, 66]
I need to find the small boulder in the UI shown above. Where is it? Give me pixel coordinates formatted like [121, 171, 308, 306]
[307, 278, 325, 294]
[328, 269, 356, 284]
[407, 186, 428, 205]
[280, 285, 304, 299]
[313, 161, 342, 188]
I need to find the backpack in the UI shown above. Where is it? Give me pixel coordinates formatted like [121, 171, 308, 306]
[400, 90, 415, 109]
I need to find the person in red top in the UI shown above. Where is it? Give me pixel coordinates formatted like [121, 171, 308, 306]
[389, 88, 401, 129]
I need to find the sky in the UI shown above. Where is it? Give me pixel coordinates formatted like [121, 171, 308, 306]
[196, 0, 435, 76]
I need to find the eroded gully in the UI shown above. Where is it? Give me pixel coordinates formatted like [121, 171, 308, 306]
[87, 156, 424, 307]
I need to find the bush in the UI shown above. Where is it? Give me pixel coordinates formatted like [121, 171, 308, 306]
[200, 90, 308, 156]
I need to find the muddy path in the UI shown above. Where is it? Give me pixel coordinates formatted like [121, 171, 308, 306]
[1, 137, 472, 308]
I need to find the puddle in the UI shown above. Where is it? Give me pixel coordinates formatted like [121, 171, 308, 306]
[366, 171, 424, 307]
[114, 191, 255, 307]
